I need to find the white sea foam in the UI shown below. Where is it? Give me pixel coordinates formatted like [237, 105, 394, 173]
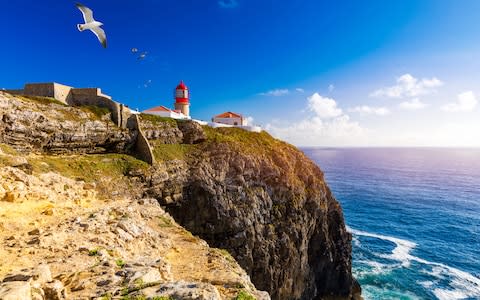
[433, 288, 468, 300]
[355, 259, 397, 276]
[347, 226, 480, 299]
[346, 226, 417, 267]
[352, 234, 361, 247]
[419, 280, 434, 289]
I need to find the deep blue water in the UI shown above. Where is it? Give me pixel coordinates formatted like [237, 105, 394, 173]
[303, 148, 480, 300]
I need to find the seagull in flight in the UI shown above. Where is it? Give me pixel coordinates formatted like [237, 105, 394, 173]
[76, 2, 107, 48]
[138, 52, 148, 60]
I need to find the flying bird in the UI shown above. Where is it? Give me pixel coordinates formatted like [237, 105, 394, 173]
[138, 52, 148, 60]
[76, 3, 107, 48]
[131, 48, 138, 53]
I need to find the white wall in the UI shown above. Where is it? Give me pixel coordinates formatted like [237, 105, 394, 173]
[143, 110, 190, 120]
[213, 117, 244, 126]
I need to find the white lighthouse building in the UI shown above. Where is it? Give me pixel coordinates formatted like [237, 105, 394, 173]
[143, 81, 191, 119]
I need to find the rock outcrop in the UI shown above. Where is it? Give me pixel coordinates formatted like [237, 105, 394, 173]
[0, 92, 135, 154]
[0, 154, 268, 300]
[145, 128, 360, 300]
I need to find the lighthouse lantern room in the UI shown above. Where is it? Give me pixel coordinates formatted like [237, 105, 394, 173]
[174, 80, 190, 117]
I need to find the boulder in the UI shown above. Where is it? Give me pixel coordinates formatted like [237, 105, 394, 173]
[0, 281, 32, 300]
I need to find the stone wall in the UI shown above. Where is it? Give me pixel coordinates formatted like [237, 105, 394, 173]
[5, 83, 131, 128]
[127, 115, 156, 165]
[69, 88, 126, 128]
[52, 83, 73, 103]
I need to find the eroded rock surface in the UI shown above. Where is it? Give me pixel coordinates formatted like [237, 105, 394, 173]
[0, 92, 135, 154]
[0, 153, 268, 300]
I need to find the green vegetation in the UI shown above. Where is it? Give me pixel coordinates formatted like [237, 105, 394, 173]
[201, 126, 286, 156]
[120, 294, 147, 300]
[158, 215, 174, 228]
[81, 105, 110, 118]
[216, 248, 237, 265]
[29, 153, 149, 183]
[151, 142, 196, 162]
[0, 143, 18, 156]
[88, 248, 100, 256]
[0, 143, 23, 167]
[152, 297, 174, 300]
[100, 293, 113, 300]
[17, 95, 67, 106]
[116, 259, 126, 268]
[234, 290, 256, 300]
[140, 113, 177, 126]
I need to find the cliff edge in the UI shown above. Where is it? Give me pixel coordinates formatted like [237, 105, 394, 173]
[142, 121, 360, 300]
[0, 91, 360, 299]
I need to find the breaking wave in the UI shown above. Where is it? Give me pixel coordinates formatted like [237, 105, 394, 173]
[347, 226, 480, 300]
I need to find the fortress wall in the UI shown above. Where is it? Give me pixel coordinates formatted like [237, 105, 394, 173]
[6, 83, 133, 129]
[126, 114, 155, 165]
[52, 83, 73, 103]
[6, 83, 73, 105]
[69, 89, 123, 127]
[4, 89, 24, 95]
[23, 83, 57, 100]
[119, 104, 133, 128]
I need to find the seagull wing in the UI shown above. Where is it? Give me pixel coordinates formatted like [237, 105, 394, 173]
[76, 3, 94, 23]
[90, 27, 107, 48]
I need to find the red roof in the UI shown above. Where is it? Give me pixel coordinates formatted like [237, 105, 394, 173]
[214, 111, 243, 119]
[176, 80, 188, 90]
[143, 105, 172, 112]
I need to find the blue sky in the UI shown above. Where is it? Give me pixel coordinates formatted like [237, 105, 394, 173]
[1, 0, 480, 146]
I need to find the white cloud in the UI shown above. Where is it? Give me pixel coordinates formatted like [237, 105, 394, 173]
[307, 93, 342, 118]
[399, 98, 427, 110]
[328, 84, 335, 92]
[441, 91, 477, 112]
[296, 88, 305, 93]
[218, 0, 238, 8]
[349, 105, 391, 116]
[259, 89, 289, 96]
[371, 74, 443, 98]
[265, 93, 366, 146]
[244, 116, 254, 125]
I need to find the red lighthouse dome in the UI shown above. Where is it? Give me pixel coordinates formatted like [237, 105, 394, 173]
[175, 80, 189, 104]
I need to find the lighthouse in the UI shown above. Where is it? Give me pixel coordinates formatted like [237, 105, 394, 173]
[174, 80, 190, 117]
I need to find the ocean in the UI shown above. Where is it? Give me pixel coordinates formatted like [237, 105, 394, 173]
[302, 148, 480, 300]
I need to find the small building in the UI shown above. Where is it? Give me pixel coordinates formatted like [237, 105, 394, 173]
[212, 112, 246, 126]
[143, 81, 191, 120]
[142, 105, 188, 119]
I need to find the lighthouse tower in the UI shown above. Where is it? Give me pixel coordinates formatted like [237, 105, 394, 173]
[174, 81, 190, 117]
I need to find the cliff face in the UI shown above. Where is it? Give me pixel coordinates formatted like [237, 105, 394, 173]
[145, 128, 360, 300]
[0, 91, 359, 300]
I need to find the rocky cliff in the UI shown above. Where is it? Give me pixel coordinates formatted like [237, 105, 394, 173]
[0, 91, 360, 300]
[144, 127, 360, 300]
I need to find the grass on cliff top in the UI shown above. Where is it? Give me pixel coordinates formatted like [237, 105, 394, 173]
[139, 113, 178, 126]
[16, 94, 67, 107]
[234, 290, 256, 300]
[0, 143, 22, 167]
[29, 153, 149, 182]
[151, 142, 196, 162]
[80, 105, 111, 119]
[201, 126, 294, 156]
[0, 143, 18, 156]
